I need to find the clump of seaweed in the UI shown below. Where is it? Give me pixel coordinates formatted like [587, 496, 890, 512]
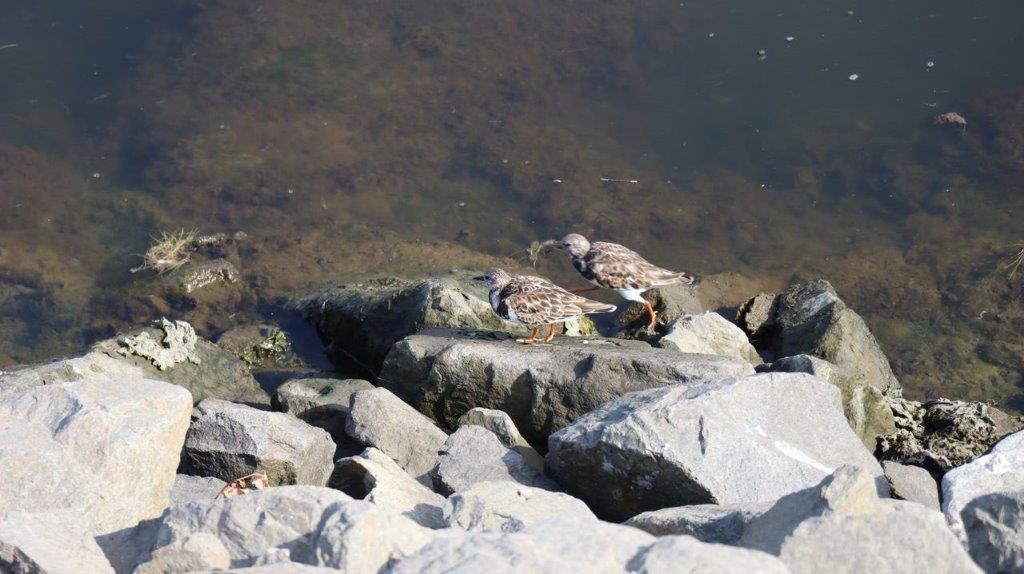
[237, 329, 296, 367]
[131, 229, 199, 274]
[527, 239, 558, 267]
[1002, 243, 1024, 278]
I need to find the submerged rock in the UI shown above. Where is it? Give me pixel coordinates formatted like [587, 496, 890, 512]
[379, 329, 754, 445]
[739, 466, 979, 574]
[431, 426, 557, 495]
[329, 447, 445, 528]
[0, 377, 191, 535]
[185, 399, 335, 486]
[759, 354, 895, 449]
[656, 311, 761, 364]
[443, 481, 596, 533]
[625, 502, 772, 543]
[165, 258, 240, 295]
[546, 373, 885, 521]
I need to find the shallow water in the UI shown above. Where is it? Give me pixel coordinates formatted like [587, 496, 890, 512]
[2, 0, 1024, 409]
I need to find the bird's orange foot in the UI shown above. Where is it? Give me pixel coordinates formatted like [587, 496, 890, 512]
[516, 327, 539, 344]
[644, 301, 658, 332]
[543, 324, 557, 343]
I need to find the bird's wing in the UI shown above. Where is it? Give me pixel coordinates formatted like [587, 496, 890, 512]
[590, 242, 693, 288]
[505, 275, 615, 323]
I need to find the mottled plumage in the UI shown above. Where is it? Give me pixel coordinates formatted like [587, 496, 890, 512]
[476, 268, 616, 343]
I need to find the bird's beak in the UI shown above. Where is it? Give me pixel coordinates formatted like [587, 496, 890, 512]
[472, 275, 486, 281]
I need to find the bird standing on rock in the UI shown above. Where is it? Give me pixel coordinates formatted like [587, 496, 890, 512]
[551, 233, 695, 330]
[475, 268, 617, 344]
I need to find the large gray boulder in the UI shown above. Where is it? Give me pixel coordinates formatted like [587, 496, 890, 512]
[346, 388, 449, 486]
[185, 399, 335, 486]
[739, 466, 980, 574]
[0, 319, 268, 406]
[458, 408, 543, 470]
[170, 475, 228, 506]
[136, 486, 351, 573]
[628, 535, 790, 574]
[772, 280, 900, 395]
[297, 276, 522, 372]
[0, 510, 115, 573]
[625, 502, 772, 543]
[882, 461, 939, 510]
[273, 377, 374, 457]
[759, 354, 896, 449]
[380, 329, 755, 445]
[942, 430, 1024, 543]
[444, 481, 596, 533]
[388, 517, 655, 573]
[546, 373, 886, 521]
[329, 448, 445, 528]
[0, 377, 192, 535]
[657, 312, 761, 364]
[960, 492, 1024, 574]
[432, 426, 558, 495]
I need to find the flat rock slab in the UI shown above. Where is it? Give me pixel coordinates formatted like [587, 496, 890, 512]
[882, 461, 939, 509]
[431, 426, 558, 495]
[170, 475, 228, 506]
[380, 329, 755, 445]
[458, 408, 544, 470]
[547, 373, 885, 521]
[185, 399, 335, 486]
[0, 377, 192, 535]
[443, 481, 596, 533]
[625, 502, 772, 543]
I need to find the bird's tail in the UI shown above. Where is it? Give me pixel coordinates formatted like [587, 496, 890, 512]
[650, 269, 696, 286]
[577, 301, 617, 314]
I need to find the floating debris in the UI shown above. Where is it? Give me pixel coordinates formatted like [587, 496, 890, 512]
[926, 60, 935, 68]
[934, 111, 967, 127]
[600, 177, 640, 184]
[216, 470, 270, 499]
[848, 73, 859, 81]
[756, 49, 768, 61]
[0, 44, 16, 51]
[785, 36, 795, 42]
[1002, 244, 1024, 279]
[528, 239, 557, 266]
[131, 228, 199, 274]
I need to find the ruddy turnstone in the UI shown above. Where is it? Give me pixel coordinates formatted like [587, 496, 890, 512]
[552, 233, 695, 329]
[475, 268, 617, 344]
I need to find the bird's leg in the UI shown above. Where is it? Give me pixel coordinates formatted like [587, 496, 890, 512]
[566, 286, 600, 294]
[644, 300, 658, 331]
[516, 327, 539, 344]
[544, 323, 558, 342]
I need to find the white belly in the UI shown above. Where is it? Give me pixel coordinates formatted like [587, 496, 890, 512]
[616, 287, 648, 303]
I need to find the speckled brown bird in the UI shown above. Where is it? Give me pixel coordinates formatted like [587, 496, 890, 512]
[475, 268, 616, 344]
[552, 233, 695, 329]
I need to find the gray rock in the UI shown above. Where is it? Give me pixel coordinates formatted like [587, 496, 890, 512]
[0, 377, 192, 535]
[736, 291, 778, 341]
[625, 502, 772, 543]
[165, 258, 240, 294]
[432, 426, 557, 495]
[0, 322, 267, 406]
[942, 429, 1024, 543]
[443, 481, 596, 533]
[137, 486, 352, 573]
[170, 475, 228, 506]
[657, 312, 761, 364]
[0, 510, 115, 573]
[880, 398, 1023, 473]
[740, 466, 980, 574]
[388, 517, 655, 574]
[380, 329, 755, 445]
[759, 354, 896, 449]
[274, 378, 374, 456]
[773, 280, 900, 395]
[329, 448, 445, 528]
[882, 461, 939, 509]
[346, 388, 449, 486]
[547, 373, 885, 521]
[628, 535, 790, 574]
[297, 276, 522, 372]
[193, 566, 342, 574]
[458, 408, 543, 470]
[185, 399, 335, 486]
[312, 499, 441, 572]
[961, 492, 1024, 574]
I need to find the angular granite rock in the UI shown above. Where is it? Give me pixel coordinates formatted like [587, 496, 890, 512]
[458, 407, 543, 470]
[346, 388, 449, 486]
[137, 486, 351, 573]
[432, 426, 558, 495]
[443, 481, 596, 533]
[881, 461, 939, 510]
[329, 447, 445, 528]
[942, 429, 1024, 542]
[0, 377, 192, 535]
[274, 377, 374, 457]
[185, 399, 335, 486]
[311, 499, 441, 571]
[546, 373, 885, 521]
[0, 510, 115, 573]
[656, 312, 761, 364]
[772, 280, 900, 395]
[616, 283, 704, 340]
[625, 502, 772, 543]
[380, 329, 755, 445]
[736, 291, 778, 342]
[740, 466, 980, 574]
[759, 354, 896, 449]
[960, 492, 1024, 574]
[388, 517, 654, 574]
[170, 474, 228, 506]
[628, 535, 789, 574]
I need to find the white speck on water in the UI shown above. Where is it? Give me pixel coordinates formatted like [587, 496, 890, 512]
[848, 73, 859, 81]
[708, 32, 716, 38]
[91, 172, 101, 179]
[286, 188, 295, 194]
[785, 36, 795, 42]
[457, 201, 466, 207]
[552, 179, 563, 183]
[926, 60, 935, 68]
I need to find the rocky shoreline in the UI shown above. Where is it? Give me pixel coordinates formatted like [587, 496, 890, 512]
[0, 271, 1021, 573]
